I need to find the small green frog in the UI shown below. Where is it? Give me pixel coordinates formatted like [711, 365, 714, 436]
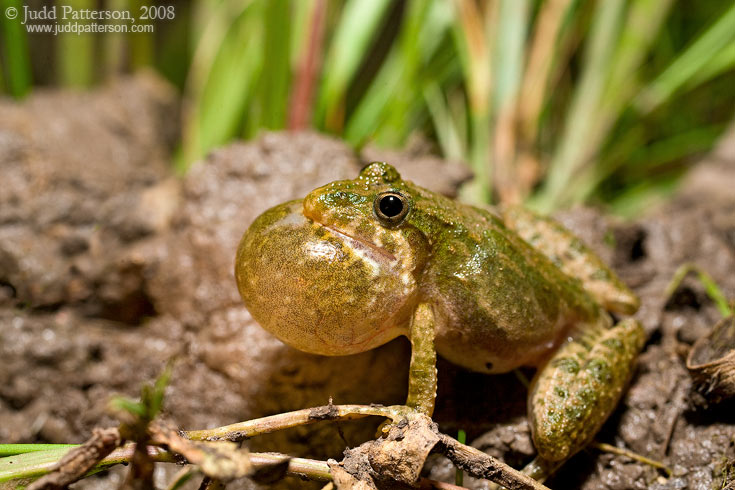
[235, 162, 644, 481]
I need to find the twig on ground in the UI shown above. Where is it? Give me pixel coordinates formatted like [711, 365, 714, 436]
[15, 404, 547, 490]
[184, 403, 409, 441]
[26, 427, 121, 490]
[436, 433, 550, 490]
[149, 421, 253, 482]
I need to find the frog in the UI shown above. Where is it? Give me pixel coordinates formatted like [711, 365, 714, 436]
[234, 162, 645, 482]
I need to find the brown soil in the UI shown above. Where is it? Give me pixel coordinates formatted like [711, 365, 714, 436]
[1, 74, 734, 490]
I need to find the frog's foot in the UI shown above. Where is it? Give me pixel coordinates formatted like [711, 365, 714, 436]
[526, 317, 646, 480]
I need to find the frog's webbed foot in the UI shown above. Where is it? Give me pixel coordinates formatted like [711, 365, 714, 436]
[500, 205, 639, 315]
[524, 317, 645, 481]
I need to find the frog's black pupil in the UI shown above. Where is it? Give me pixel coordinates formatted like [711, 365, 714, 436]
[379, 195, 403, 217]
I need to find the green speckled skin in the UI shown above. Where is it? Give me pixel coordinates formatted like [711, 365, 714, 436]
[235, 162, 645, 477]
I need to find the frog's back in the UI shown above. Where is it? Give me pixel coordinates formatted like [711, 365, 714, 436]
[412, 195, 601, 374]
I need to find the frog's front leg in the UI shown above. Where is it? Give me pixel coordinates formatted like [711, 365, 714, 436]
[524, 317, 645, 481]
[406, 302, 438, 416]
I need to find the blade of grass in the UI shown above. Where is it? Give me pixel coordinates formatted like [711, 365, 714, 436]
[517, 0, 574, 143]
[561, 0, 674, 203]
[56, 0, 95, 87]
[424, 83, 466, 161]
[492, 0, 530, 204]
[572, 124, 722, 204]
[129, 0, 154, 68]
[0, 0, 32, 97]
[198, 8, 262, 160]
[0, 444, 174, 484]
[666, 264, 733, 317]
[344, 0, 452, 146]
[608, 174, 680, 218]
[155, 2, 192, 88]
[531, 0, 626, 212]
[103, 0, 128, 76]
[635, 3, 735, 114]
[180, 0, 260, 168]
[452, 0, 495, 204]
[0, 446, 76, 483]
[0, 445, 77, 457]
[600, 0, 674, 118]
[249, 0, 291, 130]
[316, 0, 393, 131]
[687, 39, 735, 89]
[374, 0, 436, 147]
[288, 0, 326, 129]
[382, 0, 452, 144]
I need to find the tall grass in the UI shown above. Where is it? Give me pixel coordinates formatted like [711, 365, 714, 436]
[2, 0, 734, 214]
[0, 0, 31, 97]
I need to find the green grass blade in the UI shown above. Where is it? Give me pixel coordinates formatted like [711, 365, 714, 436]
[0, 445, 77, 457]
[451, 0, 494, 204]
[129, 0, 154, 68]
[289, 0, 314, 67]
[594, 0, 674, 136]
[517, 0, 575, 142]
[180, 0, 262, 168]
[56, 0, 95, 87]
[532, 0, 626, 212]
[345, 0, 452, 146]
[492, 0, 529, 108]
[665, 264, 733, 317]
[684, 33, 735, 92]
[635, 3, 735, 113]
[0, 444, 172, 485]
[316, 0, 392, 130]
[424, 83, 466, 161]
[103, 0, 128, 76]
[0, 446, 76, 483]
[492, 0, 530, 203]
[0, 0, 32, 97]
[576, 124, 722, 205]
[608, 174, 680, 218]
[249, 0, 292, 130]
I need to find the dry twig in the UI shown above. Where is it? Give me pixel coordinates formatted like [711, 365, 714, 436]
[26, 427, 121, 490]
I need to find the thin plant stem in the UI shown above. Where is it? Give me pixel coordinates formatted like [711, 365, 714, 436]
[184, 404, 408, 441]
[591, 442, 672, 476]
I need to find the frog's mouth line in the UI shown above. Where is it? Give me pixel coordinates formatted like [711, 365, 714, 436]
[321, 224, 397, 263]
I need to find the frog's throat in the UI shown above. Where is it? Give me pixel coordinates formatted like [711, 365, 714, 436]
[320, 223, 397, 263]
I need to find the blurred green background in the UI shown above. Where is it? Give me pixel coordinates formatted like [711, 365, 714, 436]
[1, 0, 734, 215]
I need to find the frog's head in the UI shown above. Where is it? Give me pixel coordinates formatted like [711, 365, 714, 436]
[235, 162, 430, 355]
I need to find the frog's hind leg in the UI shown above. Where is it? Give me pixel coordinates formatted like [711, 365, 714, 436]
[524, 317, 645, 482]
[501, 206, 639, 315]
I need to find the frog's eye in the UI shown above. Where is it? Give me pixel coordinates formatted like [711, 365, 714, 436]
[373, 191, 410, 226]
